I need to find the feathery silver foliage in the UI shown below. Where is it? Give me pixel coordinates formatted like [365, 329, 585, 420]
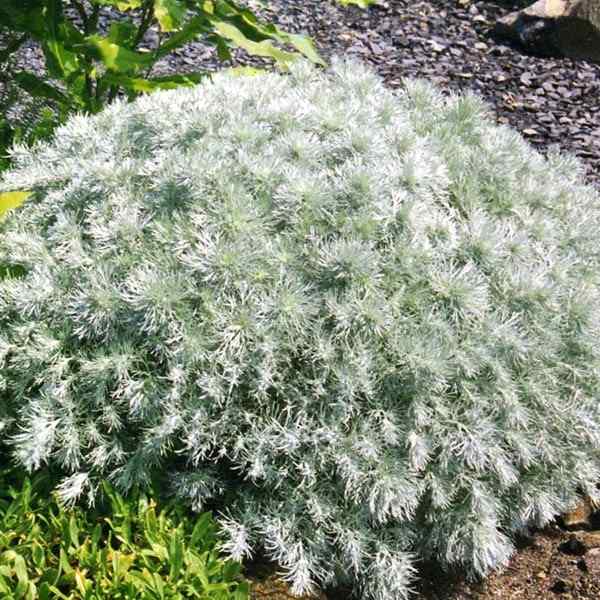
[2, 59, 600, 598]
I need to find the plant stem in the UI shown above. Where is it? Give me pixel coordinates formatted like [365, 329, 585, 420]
[133, 0, 156, 49]
[69, 0, 89, 33]
[80, 4, 100, 111]
[105, 0, 155, 103]
[145, 31, 164, 79]
[90, 5, 100, 32]
[107, 84, 119, 104]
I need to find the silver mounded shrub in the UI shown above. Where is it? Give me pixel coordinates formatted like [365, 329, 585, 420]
[2, 60, 600, 599]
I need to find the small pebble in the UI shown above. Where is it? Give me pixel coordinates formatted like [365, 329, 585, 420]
[550, 579, 569, 594]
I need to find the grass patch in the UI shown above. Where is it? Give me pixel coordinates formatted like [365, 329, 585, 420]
[0, 466, 248, 599]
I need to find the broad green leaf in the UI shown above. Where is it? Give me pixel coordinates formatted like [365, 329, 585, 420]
[211, 20, 297, 64]
[13, 72, 70, 106]
[74, 570, 89, 595]
[203, 581, 232, 592]
[0, 574, 11, 595]
[38, 567, 61, 588]
[31, 544, 45, 569]
[153, 572, 165, 596]
[190, 513, 213, 548]
[155, 16, 211, 58]
[38, 582, 51, 600]
[0, 1, 46, 35]
[129, 569, 154, 588]
[222, 560, 241, 581]
[103, 72, 207, 93]
[212, 35, 232, 62]
[42, 39, 80, 79]
[82, 35, 154, 72]
[47, 586, 70, 600]
[108, 21, 138, 48]
[25, 581, 37, 600]
[15, 580, 28, 598]
[14, 554, 28, 585]
[90, 0, 142, 9]
[59, 548, 73, 575]
[279, 31, 324, 66]
[41, 0, 81, 78]
[91, 524, 102, 547]
[168, 528, 184, 580]
[148, 542, 168, 561]
[235, 581, 250, 600]
[195, 557, 210, 589]
[56, 21, 86, 46]
[154, 0, 186, 32]
[0, 191, 31, 221]
[222, 6, 324, 65]
[69, 515, 79, 548]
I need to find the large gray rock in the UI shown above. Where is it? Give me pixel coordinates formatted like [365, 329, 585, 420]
[495, 0, 600, 63]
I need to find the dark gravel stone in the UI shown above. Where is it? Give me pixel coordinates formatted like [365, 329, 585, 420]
[550, 578, 570, 593]
[559, 535, 588, 556]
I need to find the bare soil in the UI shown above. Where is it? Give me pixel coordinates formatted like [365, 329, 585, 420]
[417, 527, 600, 600]
[249, 526, 600, 600]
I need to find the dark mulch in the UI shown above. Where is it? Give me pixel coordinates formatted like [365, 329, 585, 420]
[158, 0, 600, 189]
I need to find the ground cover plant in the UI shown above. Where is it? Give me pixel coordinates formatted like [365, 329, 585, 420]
[1, 60, 600, 599]
[0, 465, 248, 599]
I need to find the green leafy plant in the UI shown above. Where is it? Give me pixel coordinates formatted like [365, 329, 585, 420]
[0, 191, 30, 221]
[0, 0, 322, 115]
[3, 60, 599, 598]
[0, 24, 68, 175]
[0, 0, 378, 176]
[0, 466, 248, 599]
